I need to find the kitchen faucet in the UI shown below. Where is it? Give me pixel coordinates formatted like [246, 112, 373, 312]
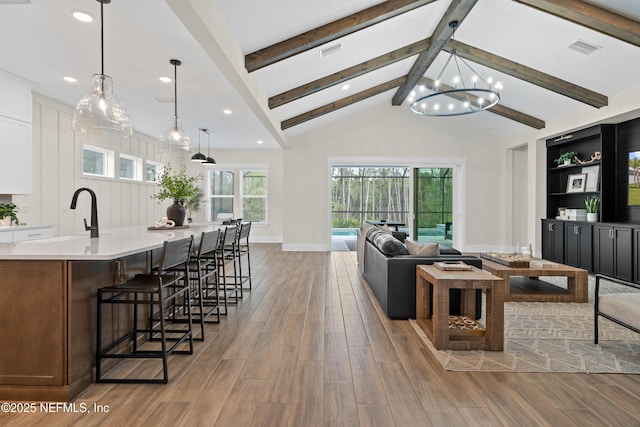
[70, 187, 99, 238]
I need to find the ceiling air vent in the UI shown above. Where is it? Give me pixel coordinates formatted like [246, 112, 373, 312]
[320, 42, 342, 59]
[568, 39, 602, 55]
[152, 97, 174, 104]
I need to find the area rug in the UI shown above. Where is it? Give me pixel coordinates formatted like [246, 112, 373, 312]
[410, 301, 640, 374]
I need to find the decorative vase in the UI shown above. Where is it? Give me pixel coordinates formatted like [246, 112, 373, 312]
[563, 159, 571, 166]
[0, 217, 10, 227]
[166, 200, 186, 226]
[587, 212, 598, 222]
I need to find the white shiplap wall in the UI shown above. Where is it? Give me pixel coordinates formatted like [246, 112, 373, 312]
[14, 94, 175, 236]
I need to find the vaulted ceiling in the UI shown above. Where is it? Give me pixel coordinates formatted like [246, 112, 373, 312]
[1, 0, 639, 150]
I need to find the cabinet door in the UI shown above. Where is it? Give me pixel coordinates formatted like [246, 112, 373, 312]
[564, 223, 592, 271]
[0, 115, 32, 194]
[578, 224, 593, 272]
[594, 225, 615, 276]
[542, 220, 563, 262]
[564, 224, 579, 267]
[614, 227, 633, 282]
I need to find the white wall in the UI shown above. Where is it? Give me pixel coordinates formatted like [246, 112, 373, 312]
[183, 149, 285, 242]
[14, 94, 170, 236]
[282, 102, 507, 252]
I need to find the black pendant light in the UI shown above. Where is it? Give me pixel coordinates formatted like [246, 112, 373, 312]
[191, 128, 207, 162]
[203, 129, 216, 164]
[72, 0, 132, 136]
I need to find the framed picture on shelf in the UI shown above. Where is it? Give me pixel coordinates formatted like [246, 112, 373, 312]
[566, 173, 587, 193]
[581, 165, 600, 192]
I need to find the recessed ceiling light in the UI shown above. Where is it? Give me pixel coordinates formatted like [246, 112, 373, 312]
[257, 140, 263, 145]
[341, 84, 350, 91]
[223, 109, 233, 115]
[159, 76, 172, 83]
[71, 9, 94, 22]
[63, 76, 77, 83]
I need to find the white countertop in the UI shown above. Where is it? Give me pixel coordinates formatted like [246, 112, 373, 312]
[0, 224, 221, 260]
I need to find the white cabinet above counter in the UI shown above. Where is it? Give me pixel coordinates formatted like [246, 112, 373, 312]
[0, 74, 32, 194]
[0, 225, 53, 243]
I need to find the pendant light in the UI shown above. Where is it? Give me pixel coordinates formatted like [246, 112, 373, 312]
[191, 128, 207, 162]
[202, 129, 216, 164]
[159, 59, 191, 152]
[71, 0, 132, 137]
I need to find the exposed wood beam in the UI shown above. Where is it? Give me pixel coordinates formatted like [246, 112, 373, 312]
[269, 38, 431, 109]
[444, 40, 608, 108]
[392, 0, 477, 106]
[513, 0, 640, 48]
[281, 77, 407, 130]
[245, 0, 438, 72]
[417, 77, 546, 129]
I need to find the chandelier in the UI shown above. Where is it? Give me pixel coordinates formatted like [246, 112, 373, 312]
[72, 0, 132, 136]
[409, 21, 502, 117]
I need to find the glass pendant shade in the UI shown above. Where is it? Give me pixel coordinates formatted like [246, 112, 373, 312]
[160, 116, 190, 152]
[159, 59, 191, 153]
[71, 0, 131, 137]
[72, 74, 132, 136]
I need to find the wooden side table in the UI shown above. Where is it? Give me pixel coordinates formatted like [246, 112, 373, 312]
[416, 265, 504, 351]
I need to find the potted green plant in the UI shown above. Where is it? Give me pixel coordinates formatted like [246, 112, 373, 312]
[151, 163, 203, 226]
[585, 195, 600, 222]
[0, 203, 21, 226]
[554, 151, 578, 166]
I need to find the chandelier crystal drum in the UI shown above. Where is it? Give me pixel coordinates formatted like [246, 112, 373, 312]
[159, 59, 191, 152]
[72, 0, 132, 136]
[408, 21, 502, 117]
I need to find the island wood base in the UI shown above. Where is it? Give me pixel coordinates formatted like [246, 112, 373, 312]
[0, 252, 150, 402]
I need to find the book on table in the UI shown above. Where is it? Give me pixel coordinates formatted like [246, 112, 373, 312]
[433, 261, 473, 271]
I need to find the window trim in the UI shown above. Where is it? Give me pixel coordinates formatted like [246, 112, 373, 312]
[207, 166, 269, 225]
[82, 144, 115, 178]
[145, 160, 163, 183]
[119, 153, 143, 181]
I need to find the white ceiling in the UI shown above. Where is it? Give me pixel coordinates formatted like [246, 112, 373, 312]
[1, 0, 639, 150]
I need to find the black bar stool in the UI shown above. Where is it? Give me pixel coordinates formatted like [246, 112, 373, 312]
[96, 236, 194, 384]
[236, 222, 252, 291]
[217, 226, 240, 304]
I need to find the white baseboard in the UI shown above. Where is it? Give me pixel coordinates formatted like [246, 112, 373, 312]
[249, 235, 283, 243]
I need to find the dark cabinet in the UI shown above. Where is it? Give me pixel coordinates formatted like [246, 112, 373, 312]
[594, 224, 633, 282]
[564, 222, 592, 271]
[542, 219, 564, 263]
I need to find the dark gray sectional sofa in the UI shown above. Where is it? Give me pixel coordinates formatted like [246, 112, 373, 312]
[357, 227, 482, 319]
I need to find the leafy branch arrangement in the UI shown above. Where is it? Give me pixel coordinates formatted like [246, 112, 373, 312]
[151, 163, 203, 204]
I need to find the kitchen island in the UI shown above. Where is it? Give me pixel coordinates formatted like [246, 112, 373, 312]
[0, 224, 220, 402]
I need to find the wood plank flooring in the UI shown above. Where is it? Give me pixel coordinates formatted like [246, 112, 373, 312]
[2, 244, 640, 426]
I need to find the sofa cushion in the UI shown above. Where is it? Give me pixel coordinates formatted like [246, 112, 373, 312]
[371, 231, 409, 256]
[375, 224, 392, 234]
[405, 239, 439, 256]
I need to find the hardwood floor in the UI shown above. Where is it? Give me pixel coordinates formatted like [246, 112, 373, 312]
[3, 244, 640, 426]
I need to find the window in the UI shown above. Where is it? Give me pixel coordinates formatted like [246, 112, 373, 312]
[82, 145, 114, 177]
[209, 168, 268, 223]
[146, 161, 163, 183]
[119, 154, 142, 181]
[331, 166, 409, 228]
[242, 170, 267, 222]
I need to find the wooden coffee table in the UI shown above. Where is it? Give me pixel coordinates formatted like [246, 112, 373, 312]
[481, 257, 588, 303]
[416, 265, 504, 351]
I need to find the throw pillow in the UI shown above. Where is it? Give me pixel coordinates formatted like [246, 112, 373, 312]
[405, 239, 439, 256]
[375, 224, 392, 234]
